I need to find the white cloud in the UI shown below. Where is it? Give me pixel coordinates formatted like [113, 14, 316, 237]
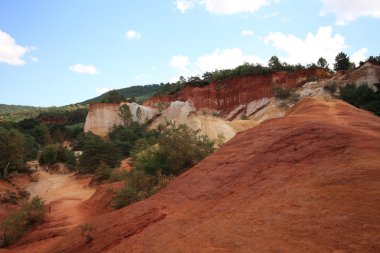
[264, 26, 347, 66]
[125, 30, 141, 40]
[170, 55, 190, 71]
[241, 29, 254, 36]
[351, 48, 368, 65]
[264, 11, 278, 18]
[169, 48, 265, 83]
[69, 64, 98, 74]
[30, 56, 39, 62]
[196, 48, 264, 72]
[0, 30, 31, 65]
[202, 0, 269, 14]
[175, 0, 269, 15]
[175, 0, 194, 13]
[95, 87, 111, 94]
[321, 0, 380, 25]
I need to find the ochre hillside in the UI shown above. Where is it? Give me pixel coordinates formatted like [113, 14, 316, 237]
[144, 68, 331, 115]
[46, 97, 380, 253]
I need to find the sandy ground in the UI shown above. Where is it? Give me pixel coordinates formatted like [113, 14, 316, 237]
[4, 171, 95, 253]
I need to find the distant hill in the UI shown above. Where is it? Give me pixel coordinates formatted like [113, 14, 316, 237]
[80, 84, 162, 105]
[0, 104, 46, 122]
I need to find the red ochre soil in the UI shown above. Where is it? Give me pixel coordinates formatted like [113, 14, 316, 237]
[35, 97, 379, 253]
[145, 68, 331, 115]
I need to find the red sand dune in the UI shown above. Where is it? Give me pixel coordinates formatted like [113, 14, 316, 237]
[43, 97, 380, 253]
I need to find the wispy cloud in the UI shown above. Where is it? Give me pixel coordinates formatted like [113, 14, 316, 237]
[69, 64, 98, 74]
[95, 87, 111, 94]
[321, 0, 380, 25]
[0, 30, 31, 65]
[170, 55, 190, 71]
[125, 30, 141, 40]
[30, 56, 39, 62]
[174, 0, 194, 13]
[264, 26, 347, 65]
[241, 29, 254, 36]
[175, 0, 269, 15]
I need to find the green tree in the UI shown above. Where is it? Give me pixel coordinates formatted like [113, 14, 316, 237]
[39, 144, 77, 169]
[0, 128, 37, 177]
[340, 83, 380, 116]
[95, 162, 113, 181]
[39, 144, 59, 166]
[119, 104, 132, 125]
[334, 52, 351, 71]
[134, 123, 215, 176]
[268, 56, 283, 71]
[317, 57, 328, 68]
[104, 90, 126, 103]
[78, 134, 122, 173]
[136, 106, 142, 122]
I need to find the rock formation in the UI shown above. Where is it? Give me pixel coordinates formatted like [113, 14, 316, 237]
[46, 97, 380, 253]
[84, 102, 158, 137]
[144, 68, 331, 117]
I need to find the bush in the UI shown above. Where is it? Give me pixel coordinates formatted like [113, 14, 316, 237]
[0, 128, 38, 177]
[112, 170, 172, 209]
[79, 223, 95, 243]
[95, 162, 113, 181]
[0, 196, 45, 247]
[78, 134, 122, 173]
[340, 83, 380, 116]
[39, 144, 77, 169]
[134, 123, 215, 176]
[240, 114, 249, 120]
[273, 86, 292, 99]
[324, 83, 337, 94]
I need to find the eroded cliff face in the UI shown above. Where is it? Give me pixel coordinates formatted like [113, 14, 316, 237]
[84, 102, 158, 137]
[144, 68, 332, 116]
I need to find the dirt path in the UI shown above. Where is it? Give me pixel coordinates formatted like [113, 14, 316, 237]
[6, 172, 95, 253]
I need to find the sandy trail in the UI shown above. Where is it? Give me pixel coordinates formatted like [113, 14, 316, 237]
[6, 171, 95, 253]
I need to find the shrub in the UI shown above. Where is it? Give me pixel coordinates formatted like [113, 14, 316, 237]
[340, 83, 380, 116]
[0, 196, 45, 247]
[240, 114, 249, 120]
[78, 133, 122, 173]
[39, 144, 77, 169]
[273, 86, 292, 99]
[79, 223, 95, 243]
[134, 123, 215, 176]
[95, 162, 113, 181]
[112, 170, 172, 209]
[324, 83, 337, 94]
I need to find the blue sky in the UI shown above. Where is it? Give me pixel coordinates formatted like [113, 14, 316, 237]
[0, 0, 379, 106]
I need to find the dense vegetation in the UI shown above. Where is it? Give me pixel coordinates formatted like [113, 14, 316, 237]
[113, 122, 215, 209]
[0, 104, 45, 122]
[81, 85, 162, 104]
[0, 197, 45, 247]
[0, 105, 90, 176]
[340, 83, 380, 116]
[0, 127, 38, 177]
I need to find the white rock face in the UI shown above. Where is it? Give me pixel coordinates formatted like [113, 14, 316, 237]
[246, 98, 270, 116]
[126, 102, 159, 124]
[151, 100, 257, 142]
[155, 101, 196, 124]
[84, 102, 159, 137]
[84, 103, 124, 137]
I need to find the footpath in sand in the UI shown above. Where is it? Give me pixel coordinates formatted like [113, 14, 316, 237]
[4, 171, 95, 253]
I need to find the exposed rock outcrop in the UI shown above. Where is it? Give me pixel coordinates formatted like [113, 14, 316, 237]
[84, 102, 158, 137]
[144, 68, 331, 117]
[47, 97, 380, 253]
